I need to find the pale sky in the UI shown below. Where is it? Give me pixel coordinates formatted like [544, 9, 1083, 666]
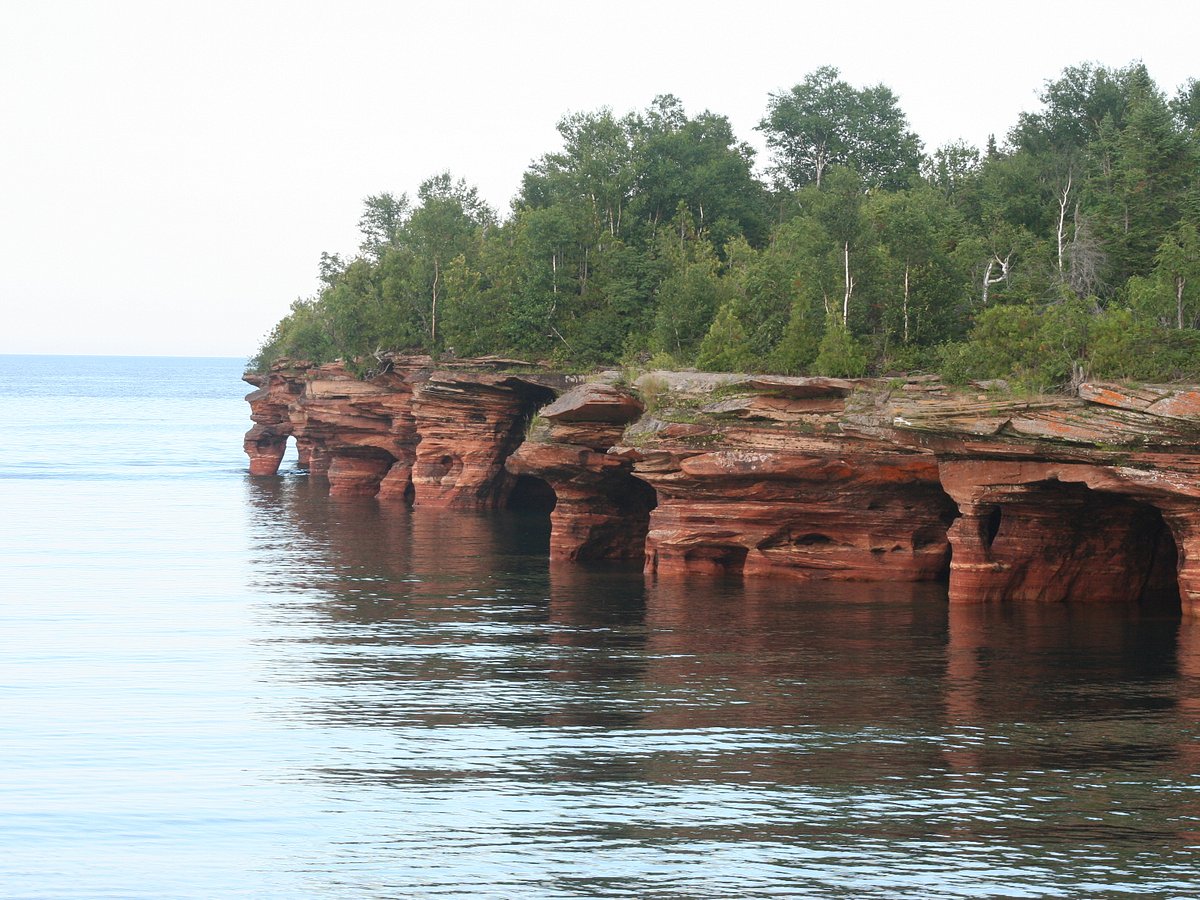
[1, 0, 1195, 359]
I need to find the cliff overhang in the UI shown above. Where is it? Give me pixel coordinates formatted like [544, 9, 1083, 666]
[245, 360, 1200, 614]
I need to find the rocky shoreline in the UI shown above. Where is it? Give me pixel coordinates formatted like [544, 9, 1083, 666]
[245, 357, 1200, 614]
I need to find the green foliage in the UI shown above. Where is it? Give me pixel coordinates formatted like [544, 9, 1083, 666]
[358, 193, 410, 260]
[696, 303, 756, 372]
[637, 375, 670, 413]
[1145, 222, 1200, 328]
[629, 95, 770, 247]
[768, 300, 823, 374]
[438, 254, 497, 357]
[813, 320, 868, 377]
[252, 60, 1200, 393]
[759, 66, 922, 190]
[1089, 307, 1200, 381]
[250, 298, 335, 370]
[940, 299, 1200, 389]
[878, 341, 942, 376]
[938, 299, 1093, 391]
[650, 217, 731, 361]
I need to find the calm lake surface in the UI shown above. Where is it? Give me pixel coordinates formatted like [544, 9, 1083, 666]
[1, 354, 1198, 898]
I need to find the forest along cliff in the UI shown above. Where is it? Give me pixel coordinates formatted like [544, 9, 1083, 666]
[244, 358, 1200, 614]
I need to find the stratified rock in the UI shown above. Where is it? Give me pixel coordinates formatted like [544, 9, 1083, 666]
[242, 361, 307, 475]
[506, 385, 652, 560]
[1079, 381, 1200, 420]
[538, 383, 645, 452]
[243, 357, 558, 506]
[938, 460, 1187, 605]
[410, 373, 556, 509]
[622, 377, 954, 582]
[286, 361, 423, 497]
[634, 437, 954, 582]
[540, 383, 646, 426]
[246, 364, 1200, 615]
[893, 386, 1200, 611]
[507, 442, 655, 560]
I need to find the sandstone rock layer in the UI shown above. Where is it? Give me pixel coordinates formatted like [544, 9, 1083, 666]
[506, 383, 653, 561]
[247, 363, 1200, 614]
[244, 357, 563, 508]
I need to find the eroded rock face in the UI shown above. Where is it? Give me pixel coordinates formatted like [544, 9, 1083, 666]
[410, 373, 556, 509]
[618, 376, 1200, 609]
[896, 383, 1200, 611]
[243, 357, 560, 506]
[295, 363, 423, 496]
[243, 362, 307, 475]
[624, 379, 957, 582]
[940, 463, 1181, 605]
[247, 364, 1200, 613]
[506, 383, 653, 560]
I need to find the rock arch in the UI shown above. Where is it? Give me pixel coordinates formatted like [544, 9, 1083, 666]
[941, 460, 1187, 608]
[326, 446, 398, 498]
[507, 474, 558, 514]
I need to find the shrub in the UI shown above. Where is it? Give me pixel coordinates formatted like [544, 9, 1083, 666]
[813, 322, 868, 377]
[696, 303, 756, 372]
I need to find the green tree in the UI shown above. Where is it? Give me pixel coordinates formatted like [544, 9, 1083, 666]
[1010, 62, 1143, 154]
[437, 254, 499, 357]
[923, 140, 981, 207]
[521, 108, 637, 241]
[868, 184, 972, 346]
[1082, 91, 1182, 281]
[358, 192, 410, 260]
[405, 173, 496, 348]
[650, 214, 730, 359]
[1172, 78, 1200, 131]
[629, 95, 769, 247]
[813, 319, 868, 377]
[696, 302, 756, 372]
[250, 297, 335, 369]
[1129, 222, 1200, 328]
[759, 66, 922, 190]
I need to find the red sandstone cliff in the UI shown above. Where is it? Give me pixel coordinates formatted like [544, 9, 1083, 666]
[243, 357, 561, 507]
[246, 363, 1200, 614]
[506, 383, 653, 560]
[893, 382, 1200, 611]
[617, 373, 957, 583]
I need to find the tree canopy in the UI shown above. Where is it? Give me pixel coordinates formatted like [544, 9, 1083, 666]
[758, 66, 922, 190]
[253, 63, 1200, 389]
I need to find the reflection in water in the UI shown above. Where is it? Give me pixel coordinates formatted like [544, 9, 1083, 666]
[243, 476, 1200, 897]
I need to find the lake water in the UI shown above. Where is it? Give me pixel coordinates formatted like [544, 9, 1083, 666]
[1, 354, 1198, 898]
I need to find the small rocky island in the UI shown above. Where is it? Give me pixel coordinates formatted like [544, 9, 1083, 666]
[245, 357, 1200, 614]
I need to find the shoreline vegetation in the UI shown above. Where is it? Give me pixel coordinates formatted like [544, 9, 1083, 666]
[252, 62, 1200, 393]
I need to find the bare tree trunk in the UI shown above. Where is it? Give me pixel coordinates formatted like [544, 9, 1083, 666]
[1178, 276, 1186, 330]
[982, 252, 1011, 305]
[842, 242, 854, 326]
[814, 148, 826, 189]
[903, 262, 910, 343]
[1056, 171, 1073, 278]
[430, 256, 440, 345]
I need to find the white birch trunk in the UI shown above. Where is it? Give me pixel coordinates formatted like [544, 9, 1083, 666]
[1056, 172, 1073, 278]
[842, 242, 853, 326]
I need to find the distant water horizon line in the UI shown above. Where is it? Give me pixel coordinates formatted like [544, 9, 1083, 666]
[0, 352, 248, 361]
